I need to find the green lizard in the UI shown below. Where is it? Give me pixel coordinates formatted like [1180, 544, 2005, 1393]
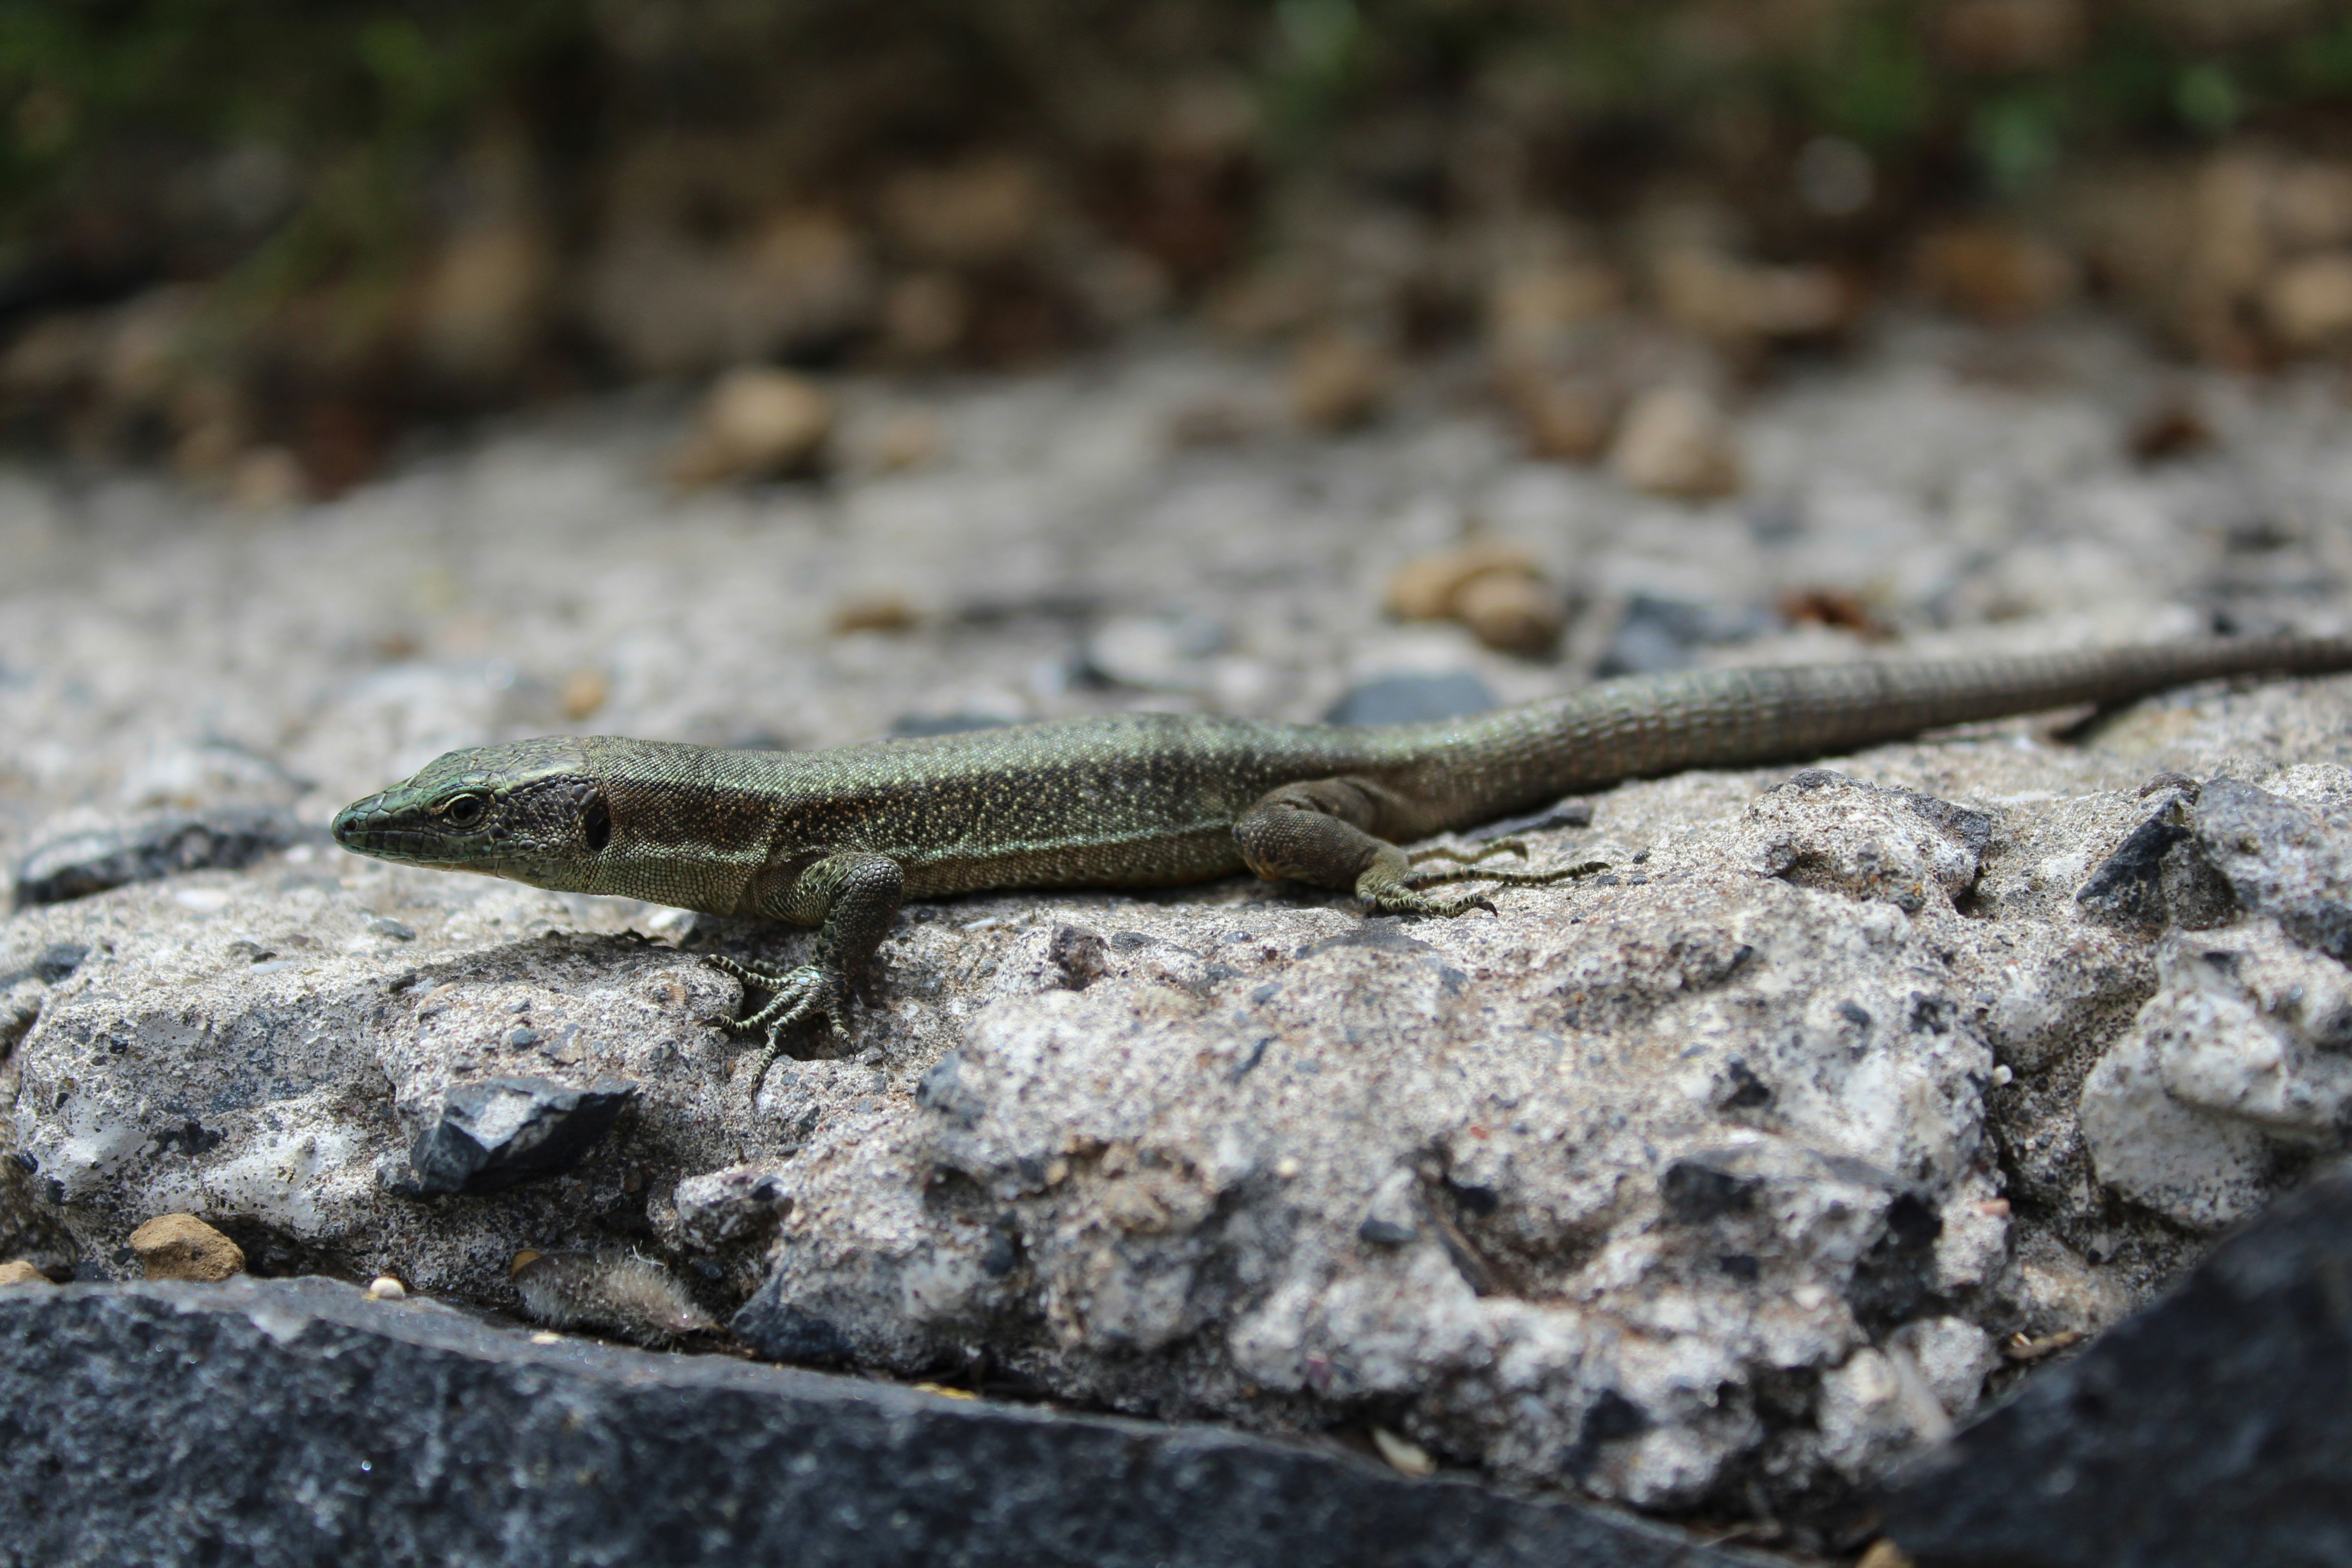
[333, 639, 2352, 1089]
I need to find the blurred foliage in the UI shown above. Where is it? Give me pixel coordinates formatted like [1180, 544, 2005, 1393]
[7, 0, 2352, 296]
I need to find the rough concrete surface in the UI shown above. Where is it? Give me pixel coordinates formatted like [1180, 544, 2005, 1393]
[0, 1275, 1766, 1568]
[9, 319, 2352, 1536]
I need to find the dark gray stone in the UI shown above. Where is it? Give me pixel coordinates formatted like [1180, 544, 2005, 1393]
[12, 805, 322, 907]
[0, 1277, 1767, 1568]
[2076, 793, 2235, 931]
[403, 1075, 638, 1196]
[1323, 671, 1498, 726]
[1882, 1160, 2352, 1568]
[1594, 594, 1781, 678]
[1468, 797, 1595, 842]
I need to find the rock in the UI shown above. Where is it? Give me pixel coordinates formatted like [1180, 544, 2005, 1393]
[1382, 543, 1564, 655]
[1742, 770, 1992, 917]
[2081, 923, 2352, 1230]
[1290, 331, 1393, 431]
[1455, 572, 1567, 657]
[830, 593, 920, 635]
[1593, 594, 1779, 677]
[405, 1076, 639, 1198]
[2264, 252, 2352, 349]
[1882, 1160, 2352, 1568]
[365, 1275, 405, 1300]
[669, 368, 834, 486]
[413, 221, 555, 389]
[559, 668, 609, 722]
[1913, 225, 2079, 325]
[673, 1165, 792, 1251]
[1082, 615, 1228, 691]
[2127, 400, 2214, 464]
[1385, 542, 1544, 622]
[127, 1213, 245, 1282]
[2074, 793, 2235, 931]
[1323, 671, 1498, 726]
[1500, 371, 1615, 461]
[511, 1250, 718, 1345]
[2189, 777, 2352, 962]
[1484, 262, 1626, 365]
[1653, 250, 1848, 343]
[0, 1277, 1757, 1567]
[1608, 387, 1742, 499]
[880, 271, 970, 360]
[583, 210, 874, 379]
[878, 157, 1049, 268]
[0, 1259, 50, 1287]
[13, 806, 318, 907]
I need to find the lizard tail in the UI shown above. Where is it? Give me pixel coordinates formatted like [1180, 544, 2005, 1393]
[1372, 637, 2352, 826]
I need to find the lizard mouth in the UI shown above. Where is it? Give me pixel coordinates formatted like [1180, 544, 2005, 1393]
[332, 794, 469, 865]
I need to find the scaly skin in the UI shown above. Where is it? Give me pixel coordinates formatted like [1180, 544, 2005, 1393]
[333, 638, 2352, 1091]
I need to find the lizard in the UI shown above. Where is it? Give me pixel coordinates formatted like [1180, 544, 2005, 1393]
[332, 637, 2352, 1092]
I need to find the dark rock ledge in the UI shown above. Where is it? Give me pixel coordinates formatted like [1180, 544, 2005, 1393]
[0, 1276, 1765, 1568]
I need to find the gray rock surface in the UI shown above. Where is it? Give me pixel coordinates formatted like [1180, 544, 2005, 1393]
[10, 321, 2352, 1533]
[0, 1275, 1765, 1568]
[1882, 1158, 2352, 1568]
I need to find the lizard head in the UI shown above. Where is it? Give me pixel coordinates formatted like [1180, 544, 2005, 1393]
[333, 738, 609, 891]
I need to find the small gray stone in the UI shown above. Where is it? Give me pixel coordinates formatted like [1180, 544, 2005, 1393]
[1594, 595, 1780, 678]
[1323, 671, 1497, 726]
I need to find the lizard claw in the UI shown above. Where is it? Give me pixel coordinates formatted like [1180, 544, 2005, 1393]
[705, 955, 852, 1096]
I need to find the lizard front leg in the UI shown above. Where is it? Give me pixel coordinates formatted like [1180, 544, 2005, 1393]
[1235, 779, 1604, 917]
[707, 850, 903, 1095]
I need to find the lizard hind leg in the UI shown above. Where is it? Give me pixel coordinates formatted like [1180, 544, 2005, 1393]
[1235, 779, 1573, 919]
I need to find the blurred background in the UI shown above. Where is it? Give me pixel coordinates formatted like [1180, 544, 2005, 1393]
[10, 0, 2352, 497]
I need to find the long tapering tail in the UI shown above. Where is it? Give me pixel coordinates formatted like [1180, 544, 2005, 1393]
[1372, 637, 2352, 827]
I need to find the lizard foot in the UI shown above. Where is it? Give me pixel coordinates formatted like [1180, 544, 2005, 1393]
[1369, 857, 1613, 918]
[706, 954, 852, 1095]
[1407, 838, 1530, 867]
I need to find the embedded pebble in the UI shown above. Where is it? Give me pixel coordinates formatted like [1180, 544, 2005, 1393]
[127, 1213, 245, 1282]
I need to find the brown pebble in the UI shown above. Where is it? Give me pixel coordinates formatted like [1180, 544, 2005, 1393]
[1855, 1540, 1916, 1568]
[669, 367, 834, 485]
[1609, 386, 1742, 500]
[829, 593, 919, 635]
[1913, 223, 2078, 325]
[1776, 587, 1892, 641]
[559, 668, 609, 721]
[365, 1276, 407, 1301]
[1289, 330, 1392, 431]
[127, 1213, 245, 1282]
[0, 1259, 53, 1287]
[1455, 571, 1566, 657]
[1384, 541, 1542, 622]
[2130, 402, 2213, 464]
[1504, 372, 1615, 462]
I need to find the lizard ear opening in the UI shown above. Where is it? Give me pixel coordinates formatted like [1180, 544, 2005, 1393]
[583, 793, 612, 852]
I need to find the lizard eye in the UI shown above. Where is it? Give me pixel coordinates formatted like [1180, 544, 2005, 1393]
[442, 794, 487, 828]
